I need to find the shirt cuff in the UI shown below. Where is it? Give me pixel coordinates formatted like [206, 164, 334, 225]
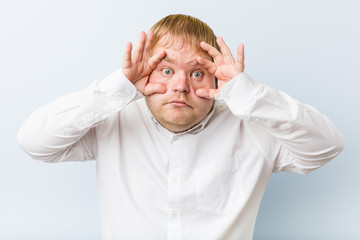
[215, 72, 258, 109]
[69, 69, 141, 132]
[94, 68, 139, 100]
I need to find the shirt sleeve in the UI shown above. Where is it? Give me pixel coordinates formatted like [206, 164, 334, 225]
[215, 72, 344, 175]
[18, 69, 141, 163]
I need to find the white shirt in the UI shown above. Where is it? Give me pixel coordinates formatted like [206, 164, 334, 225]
[18, 69, 343, 240]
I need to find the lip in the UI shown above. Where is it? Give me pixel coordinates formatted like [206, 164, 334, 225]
[168, 100, 190, 107]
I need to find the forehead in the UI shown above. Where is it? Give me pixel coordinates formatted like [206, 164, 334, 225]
[156, 48, 209, 69]
[151, 36, 211, 60]
[162, 55, 199, 67]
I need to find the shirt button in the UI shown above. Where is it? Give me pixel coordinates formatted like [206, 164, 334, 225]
[170, 212, 177, 219]
[171, 177, 177, 183]
[94, 113, 100, 121]
[173, 136, 179, 141]
[225, 96, 230, 100]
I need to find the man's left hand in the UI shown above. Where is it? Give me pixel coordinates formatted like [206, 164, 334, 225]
[196, 36, 244, 99]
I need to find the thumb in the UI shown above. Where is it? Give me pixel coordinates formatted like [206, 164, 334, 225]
[143, 83, 167, 96]
[195, 88, 219, 99]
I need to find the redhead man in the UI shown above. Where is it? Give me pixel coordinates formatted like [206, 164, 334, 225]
[18, 14, 343, 240]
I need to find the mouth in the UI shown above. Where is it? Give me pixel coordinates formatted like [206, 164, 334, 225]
[168, 99, 191, 108]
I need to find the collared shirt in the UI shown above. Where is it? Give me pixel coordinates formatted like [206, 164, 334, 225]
[18, 69, 343, 240]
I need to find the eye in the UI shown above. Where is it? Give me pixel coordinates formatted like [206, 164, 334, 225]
[192, 71, 202, 79]
[162, 68, 173, 76]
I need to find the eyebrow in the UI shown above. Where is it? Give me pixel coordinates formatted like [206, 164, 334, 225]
[162, 56, 200, 66]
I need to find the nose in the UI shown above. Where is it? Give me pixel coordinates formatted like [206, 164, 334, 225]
[171, 72, 190, 93]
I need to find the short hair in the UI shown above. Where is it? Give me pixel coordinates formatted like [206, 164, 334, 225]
[150, 14, 220, 59]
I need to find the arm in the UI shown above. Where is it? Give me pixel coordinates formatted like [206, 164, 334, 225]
[217, 72, 343, 174]
[197, 37, 343, 174]
[17, 70, 140, 162]
[18, 30, 166, 163]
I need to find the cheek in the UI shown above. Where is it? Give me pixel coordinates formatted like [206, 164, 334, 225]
[145, 88, 169, 105]
[149, 74, 171, 88]
[198, 96, 214, 105]
[191, 92, 214, 108]
[145, 95, 161, 112]
[148, 71, 164, 83]
[192, 76, 216, 90]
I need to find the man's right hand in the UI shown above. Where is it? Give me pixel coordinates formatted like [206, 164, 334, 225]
[122, 30, 167, 95]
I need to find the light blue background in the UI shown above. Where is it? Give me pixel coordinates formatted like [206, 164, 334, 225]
[1, 0, 359, 239]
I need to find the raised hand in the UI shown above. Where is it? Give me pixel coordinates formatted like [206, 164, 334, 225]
[122, 30, 167, 95]
[196, 36, 244, 99]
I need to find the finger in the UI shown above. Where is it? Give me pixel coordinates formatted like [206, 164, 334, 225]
[148, 50, 166, 70]
[133, 31, 146, 62]
[143, 30, 154, 59]
[217, 36, 233, 59]
[200, 41, 223, 60]
[236, 43, 245, 65]
[197, 56, 217, 75]
[122, 42, 132, 69]
[143, 82, 167, 96]
[195, 88, 219, 99]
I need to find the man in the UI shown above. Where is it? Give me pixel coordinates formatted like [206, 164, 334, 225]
[18, 14, 343, 239]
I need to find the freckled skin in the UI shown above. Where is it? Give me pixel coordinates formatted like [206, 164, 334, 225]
[145, 42, 216, 133]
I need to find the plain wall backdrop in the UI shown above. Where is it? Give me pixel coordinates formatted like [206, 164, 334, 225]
[1, 0, 359, 239]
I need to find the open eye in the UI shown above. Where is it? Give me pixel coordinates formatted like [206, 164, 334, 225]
[192, 71, 202, 79]
[162, 68, 173, 76]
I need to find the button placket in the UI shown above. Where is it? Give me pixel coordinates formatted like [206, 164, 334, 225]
[167, 135, 183, 239]
[170, 211, 178, 220]
[171, 176, 177, 183]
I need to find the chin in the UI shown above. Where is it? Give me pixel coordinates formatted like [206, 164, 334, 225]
[158, 111, 199, 132]
[163, 112, 195, 126]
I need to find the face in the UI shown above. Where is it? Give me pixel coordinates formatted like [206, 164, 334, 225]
[145, 40, 216, 133]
